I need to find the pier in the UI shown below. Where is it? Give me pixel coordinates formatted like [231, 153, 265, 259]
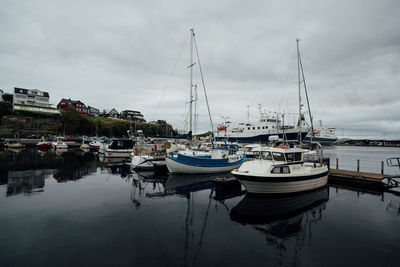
[328, 158, 400, 191]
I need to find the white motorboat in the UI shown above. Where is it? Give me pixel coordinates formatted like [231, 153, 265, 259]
[36, 138, 51, 149]
[80, 138, 90, 150]
[231, 146, 328, 194]
[4, 140, 25, 149]
[131, 155, 166, 171]
[89, 140, 101, 149]
[98, 142, 109, 154]
[51, 138, 68, 149]
[104, 138, 134, 158]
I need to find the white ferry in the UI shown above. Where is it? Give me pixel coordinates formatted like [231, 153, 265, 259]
[215, 106, 309, 143]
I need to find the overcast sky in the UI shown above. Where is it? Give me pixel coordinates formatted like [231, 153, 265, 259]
[1, 0, 399, 138]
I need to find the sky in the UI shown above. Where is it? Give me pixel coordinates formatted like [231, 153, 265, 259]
[1, 0, 399, 138]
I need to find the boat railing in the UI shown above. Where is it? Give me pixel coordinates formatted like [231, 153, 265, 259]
[309, 141, 324, 166]
[386, 157, 400, 171]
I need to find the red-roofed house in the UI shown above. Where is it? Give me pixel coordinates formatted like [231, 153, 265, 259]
[57, 98, 88, 115]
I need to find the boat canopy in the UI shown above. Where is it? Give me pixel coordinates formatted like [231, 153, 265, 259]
[108, 139, 134, 149]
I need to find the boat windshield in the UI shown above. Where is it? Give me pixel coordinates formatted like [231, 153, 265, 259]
[261, 151, 272, 160]
[272, 152, 285, 161]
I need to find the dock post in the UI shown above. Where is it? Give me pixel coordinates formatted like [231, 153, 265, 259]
[381, 161, 384, 175]
[336, 158, 339, 169]
[357, 159, 360, 172]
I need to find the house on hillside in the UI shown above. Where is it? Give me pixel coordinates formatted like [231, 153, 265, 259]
[120, 110, 145, 122]
[88, 106, 100, 117]
[57, 98, 88, 115]
[12, 87, 60, 114]
[101, 108, 119, 118]
[13, 87, 50, 107]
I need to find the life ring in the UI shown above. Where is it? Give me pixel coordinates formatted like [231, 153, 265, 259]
[217, 124, 227, 131]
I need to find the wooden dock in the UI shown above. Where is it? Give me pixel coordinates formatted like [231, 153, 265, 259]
[329, 168, 399, 190]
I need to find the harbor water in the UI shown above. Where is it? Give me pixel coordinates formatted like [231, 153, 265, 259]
[0, 146, 400, 266]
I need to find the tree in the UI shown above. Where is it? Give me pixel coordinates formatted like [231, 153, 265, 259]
[60, 108, 82, 135]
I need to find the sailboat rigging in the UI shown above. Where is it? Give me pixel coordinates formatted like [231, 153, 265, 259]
[165, 29, 245, 174]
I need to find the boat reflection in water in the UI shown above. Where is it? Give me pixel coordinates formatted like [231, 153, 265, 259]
[130, 171, 168, 208]
[230, 186, 329, 262]
[6, 169, 53, 196]
[231, 186, 329, 224]
[164, 174, 219, 196]
[99, 156, 131, 177]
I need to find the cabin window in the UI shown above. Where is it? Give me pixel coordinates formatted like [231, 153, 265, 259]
[266, 126, 268, 129]
[271, 166, 290, 174]
[285, 153, 294, 162]
[262, 127, 265, 129]
[257, 127, 260, 130]
[248, 127, 250, 130]
[262, 151, 272, 160]
[295, 152, 302, 161]
[272, 152, 285, 161]
[253, 127, 255, 130]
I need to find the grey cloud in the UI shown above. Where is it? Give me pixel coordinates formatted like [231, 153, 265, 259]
[0, 0, 399, 137]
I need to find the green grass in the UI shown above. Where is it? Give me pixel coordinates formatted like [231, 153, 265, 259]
[0, 127, 13, 137]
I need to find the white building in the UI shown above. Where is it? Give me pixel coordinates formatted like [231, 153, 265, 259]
[13, 87, 50, 107]
[0, 89, 3, 101]
[12, 87, 60, 114]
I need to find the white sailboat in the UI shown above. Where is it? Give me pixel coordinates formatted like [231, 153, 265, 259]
[165, 29, 245, 174]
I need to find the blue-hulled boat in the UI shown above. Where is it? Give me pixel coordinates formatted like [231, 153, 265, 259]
[165, 148, 245, 174]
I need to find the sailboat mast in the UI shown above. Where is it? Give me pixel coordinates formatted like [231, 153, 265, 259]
[297, 39, 302, 122]
[296, 38, 303, 144]
[189, 29, 194, 134]
[194, 84, 198, 135]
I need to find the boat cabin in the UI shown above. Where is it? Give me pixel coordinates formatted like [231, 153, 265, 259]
[108, 139, 134, 150]
[252, 147, 304, 163]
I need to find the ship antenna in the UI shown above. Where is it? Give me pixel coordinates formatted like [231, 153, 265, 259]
[247, 105, 250, 124]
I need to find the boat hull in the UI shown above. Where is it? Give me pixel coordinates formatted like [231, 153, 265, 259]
[104, 149, 133, 158]
[52, 144, 68, 149]
[215, 131, 308, 143]
[166, 156, 244, 174]
[131, 156, 166, 171]
[231, 170, 328, 194]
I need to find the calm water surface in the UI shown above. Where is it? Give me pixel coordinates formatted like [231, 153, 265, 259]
[0, 147, 399, 267]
